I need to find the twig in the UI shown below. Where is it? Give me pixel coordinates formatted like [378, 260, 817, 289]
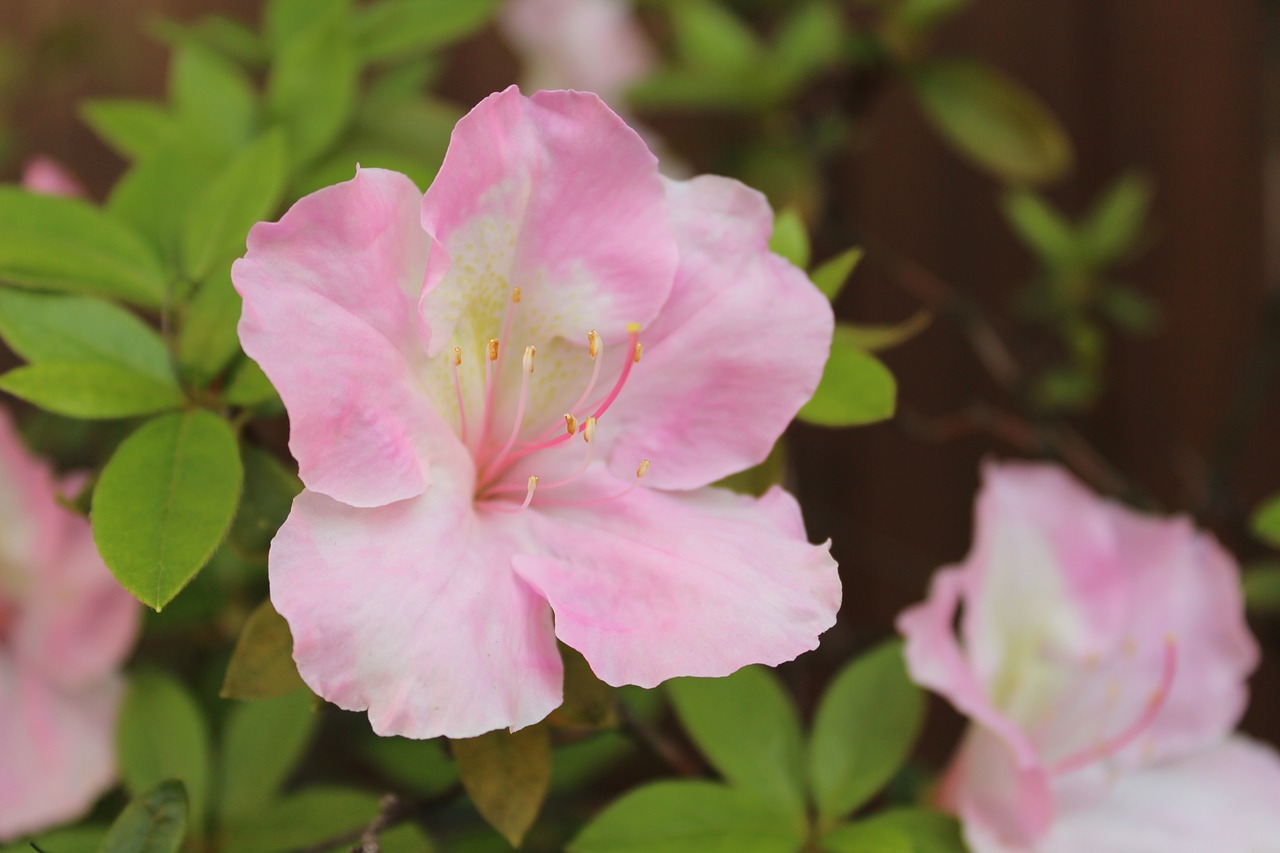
[615, 698, 704, 778]
[293, 785, 462, 853]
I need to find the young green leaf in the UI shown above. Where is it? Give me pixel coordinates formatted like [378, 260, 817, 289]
[671, 0, 760, 77]
[265, 0, 350, 48]
[0, 362, 184, 419]
[842, 311, 932, 353]
[0, 188, 167, 306]
[353, 0, 501, 63]
[148, 15, 269, 67]
[798, 327, 897, 427]
[826, 808, 968, 853]
[98, 780, 188, 853]
[452, 726, 552, 847]
[92, 410, 243, 610]
[770, 207, 811, 269]
[222, 357, 280, 408]
[267, 8, 357, 167]
[181, 131, 287, 281]
[221, 599, 308, 700]
[1253, 493, 1280, 549]
[1001, 190, 1076, 267]
[569, 780, 807, 853]
[117, 671, 211, 834]
[177, 265, 243, 387]
[811, 247, 864, 302]
[1243, 561, 1280, 614]
[821, 821, 911, 853]
[667, 667, 807, 814]
[218, 690, 318, 822]
[228, 445, 302, 560]
[170, 43, 257, 157]
[912, 59, 1073, 185]
[80, 100, 178, 162]
[1078, 173, 1151, 266]
[0, 827, 104, 853]
[770, 1, 845, 95]
[807, 642, 925, 822]
[219, 788, 383, 853]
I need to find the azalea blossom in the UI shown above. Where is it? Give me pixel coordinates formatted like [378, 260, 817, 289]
[0, 410, 140, 840]
[20, 156, 86, 198]
[898, 461, 1280, 853]
[234, 87, 840, 739]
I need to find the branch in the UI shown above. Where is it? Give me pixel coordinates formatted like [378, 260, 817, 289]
[615, 697, 704, 778]
[293, 786, 462, 853]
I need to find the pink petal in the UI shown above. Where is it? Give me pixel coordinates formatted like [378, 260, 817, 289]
[269, 456, 563, 739]
[0, 410, 63, 569]
[418, 87, 677, 358]
[938, 726, 1055, 853]
[1034, 737, 1280, 853]
[599, 175, 833, 490]
[20, 156, 86, 198]
[234, 167, 440, 508]
[0, 667, 121, 842]
[512, 480, 840, 687]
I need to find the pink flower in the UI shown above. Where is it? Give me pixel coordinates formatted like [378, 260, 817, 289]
[898, 461, 1280, 852]
[20, 156, 87, 198]
[0, 410, 140, 841]
[233, 87, 840, 739]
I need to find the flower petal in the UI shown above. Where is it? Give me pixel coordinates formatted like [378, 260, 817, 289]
[234, 167, 438, 508]
[512, 481, 839, 688]
[938, 726, 1055, 852]
[600, 175, 833, 490]
[269, 464, 563, 738]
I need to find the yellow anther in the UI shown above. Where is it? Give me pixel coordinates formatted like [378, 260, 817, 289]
[527, 474, 538, 491]
[564, 413, 578, 435]
[582, 416, 597, 443]
[523, 345, 536, 374]
[633, 341, 643, 363]
[488, 338, 499, 361]
[452, 346, 462, 367]
[512, 287, 522, 303]
[636, 459, 650, 479]
[626, 322, 641, 334]
[588, 330, 600, 359]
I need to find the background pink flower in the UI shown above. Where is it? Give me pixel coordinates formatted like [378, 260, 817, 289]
[897, 460, 1280, 852]
[234, 87, 840, 740]
[0, 410, 140, 841]
[20, 156, 87, 198]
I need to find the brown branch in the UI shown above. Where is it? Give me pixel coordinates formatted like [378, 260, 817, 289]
[615, 697, 704, 778]
[293, 786, 462, 853]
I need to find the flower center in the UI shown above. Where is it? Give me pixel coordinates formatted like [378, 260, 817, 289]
[448, 288, 650, 511]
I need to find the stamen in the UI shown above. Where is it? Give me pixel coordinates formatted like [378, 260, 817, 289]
[588, 329, 600, 359]
[636, 459, 650, 478]
[564, 414, 578, 435]
[582, 416, 597, 443]
[512, 287, 522, 303]
[487, 339, 499, 361]
[589, 325, 641, 421]
[536, 459, 650, 507]
[1051, 636, 1178, 775]
[481, 345, 536, 483]
[450, 346, 467, 444]
[634, 341, 643, 363]
[520, 475, 537, 510]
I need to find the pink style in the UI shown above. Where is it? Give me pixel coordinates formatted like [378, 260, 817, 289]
[234, 87, 841, 740]
[898, 461, 1280, 853]
[0, 411, 140, 841]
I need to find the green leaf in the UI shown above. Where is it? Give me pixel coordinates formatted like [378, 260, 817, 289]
[265, 0, 350, 48]
[0, 362, 184, 419]
[0, 289, 173, 380]
[1001, 190, 1076, 267]
[912, 59, 1072, 185]
[798, 327, 897, 427]
[80, 100, 178, 162]
[452, 726, 551, 847]
[365, 737, 459, 797]
[666, 667, 806, 814]
[2, 827, 104, 853]
[267, 8, 357, 167]
[1096, 283, 1159, 334]
[671, 0, 761, 76]
[550, 646, 618, 731]
[170, 43, 257, 157]
[808, 642, 925, 822]
[98, 781, 188, 853]
[812, 247, 864, 301]
[1252, 493, 1280, 548]
[221, 357, 280, 408]
[181, 131, 286, 281]
[0, 188, 166, 306]
[117, 671, 211, 833]
[569, 781, 807, 853]
[769, 207, 810, 269]
[771, 1, 845, 94]
[149, 15, 269, 67]
[228, 445, 301, 559]
[219, 690, 317, 821]
[1079, 173, 1151, 265]
[353, 0, 501, 63]
[177, 265, 242, 387]
[822, 821, 911, 853]
[842, 311, 932, 352]
[92, 410, 243, 610]
[827, 809, 967, 853]
[1243, 561, 1280, 614]
[221, 598, 307, 700]
[220, 787, 379, 853]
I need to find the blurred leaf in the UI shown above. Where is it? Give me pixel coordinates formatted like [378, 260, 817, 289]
[770, 207, 811, 269]
[219, 691, 317, 822]
[798, 327, 897, 427]
[1252, 493, 1280, 548]
[365, 737, 459, 797]
[821, 821, 911, 853]
[228, 444, 301, 559]
[843, 310, 932, 352]
[367, 59, 443, 104]
[453, 727, 551, 847]
[812, 247, 864, 302]
[808, 641, 924, 821]
[98, 780, 188, 853]
[912, 59, 1072, 185]
[671, 0, 761, 76]
[1243, 561, 1280, 614]
[148, 15, 268, 67]
[353, 0, 500, 63]
[551, 731, 634, 795]
[771, 1, 845, 94]
[0, 188, 166, 306]
[1096, 283, 1159, 334]
[628, 71, 759, 112]
[0, 289, 172, 380]
[550, 646, 617, 730]
[264, 0, 350, 48]
[0, 363, 183, 419]
[715, 437, 786, 496]
[221, 598, 307, 700]
[222, 357, 280, 409]
[80, 100, 178, 162]
[890, 0, 971, 32]
[569, 780, 806, 853]
[1078, 174, 1151, 265]
[667, 667, 806, 814]
[93, 410, 243, 610]
[182, 131, 286, 281]
[221, 788, 382, 853]
[117, 671, 211, 833]
[170, 43, 257, 157]
[177, 264, 242, 387]
[267, 7, 357, 167]
[3, 828, 103, 853]
[1032, 365, 1098, 412]
[1001, 190, 1075, 267]
[826, 809, 967, 853]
